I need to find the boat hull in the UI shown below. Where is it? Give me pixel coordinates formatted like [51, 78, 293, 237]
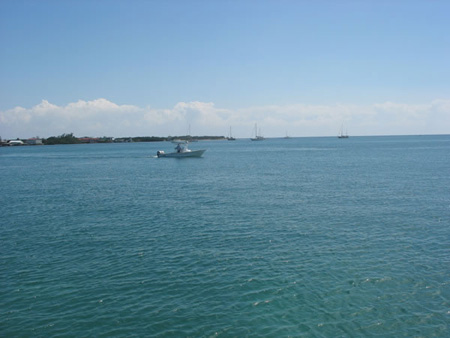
[157, 149, 206, 158]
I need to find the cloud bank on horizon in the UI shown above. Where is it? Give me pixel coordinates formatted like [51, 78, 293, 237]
[1, 98, 449, 139]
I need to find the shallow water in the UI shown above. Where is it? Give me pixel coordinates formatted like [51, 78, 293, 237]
[1, 135, 449, 337]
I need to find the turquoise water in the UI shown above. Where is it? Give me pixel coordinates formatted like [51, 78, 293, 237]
[1, 136, 449, 337]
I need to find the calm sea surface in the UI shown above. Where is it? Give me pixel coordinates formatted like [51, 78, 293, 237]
[1, 135, 449, 337]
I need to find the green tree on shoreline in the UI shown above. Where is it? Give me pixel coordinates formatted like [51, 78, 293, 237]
[43, 133, 80, 145]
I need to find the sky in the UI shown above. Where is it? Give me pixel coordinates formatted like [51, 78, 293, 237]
[1, 0, 449, 139]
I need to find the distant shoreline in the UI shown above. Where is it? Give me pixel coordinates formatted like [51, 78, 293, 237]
[2, 133, 449, 147]
[1, 134, 227, 146]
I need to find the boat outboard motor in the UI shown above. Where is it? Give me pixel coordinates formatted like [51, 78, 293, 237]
[157, 150, 164, 157]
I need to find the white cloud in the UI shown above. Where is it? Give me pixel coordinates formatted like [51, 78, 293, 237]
[0, 98, 449, 139]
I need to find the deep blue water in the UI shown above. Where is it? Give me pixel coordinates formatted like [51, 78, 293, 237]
[1, 135, 449, 337]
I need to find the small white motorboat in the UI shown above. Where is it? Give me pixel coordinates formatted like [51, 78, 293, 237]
[157, 142, 206, 158]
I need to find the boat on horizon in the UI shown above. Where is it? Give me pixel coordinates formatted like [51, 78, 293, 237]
[338, 123, 349, 139]
[227, 126, 236, 141]
[157, 141, 206, 158]
[251, 123, 265, 141]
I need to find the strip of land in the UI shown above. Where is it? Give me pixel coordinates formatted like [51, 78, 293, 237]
[1, 133, 226, 146]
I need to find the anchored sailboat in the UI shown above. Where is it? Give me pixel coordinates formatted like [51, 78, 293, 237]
[338, 123, 349, 139]
[227, 126, 236, 141]
[251, 123, 265, 141]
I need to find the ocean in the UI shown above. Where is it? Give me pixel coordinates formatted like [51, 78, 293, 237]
[1, 135, 449, 337]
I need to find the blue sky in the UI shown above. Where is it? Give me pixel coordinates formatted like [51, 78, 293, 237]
[1, 0, 449, 138]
